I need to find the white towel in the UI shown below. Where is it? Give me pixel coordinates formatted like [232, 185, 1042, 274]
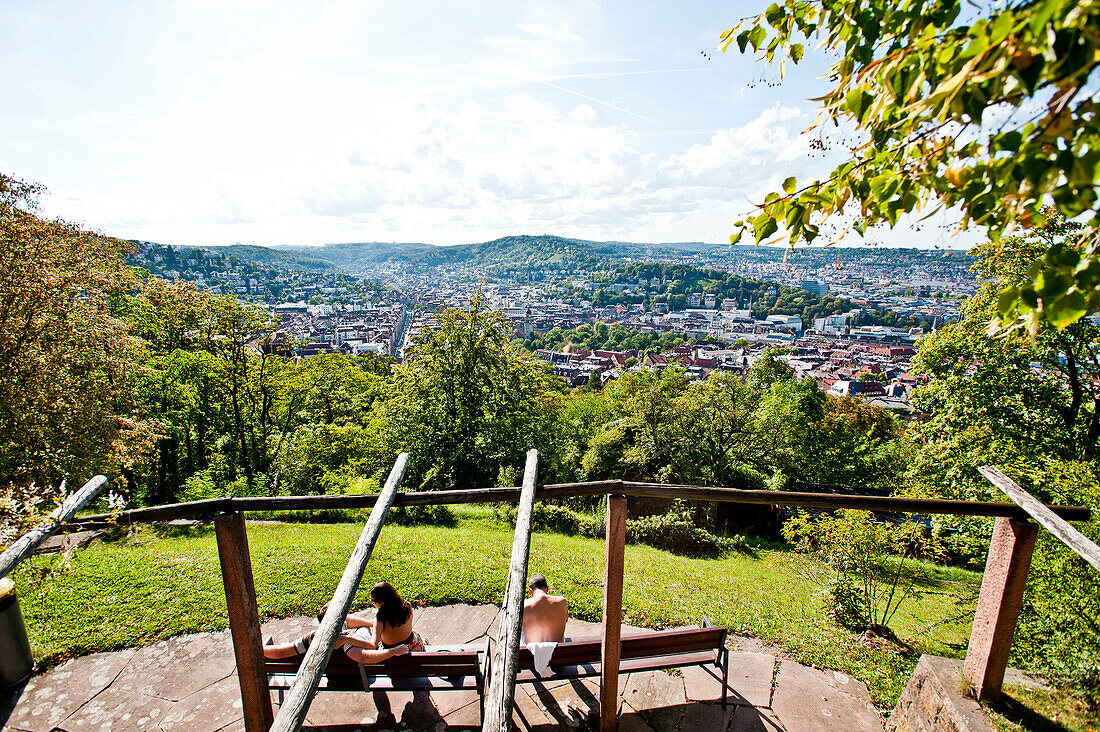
[521, 632, 558, 676]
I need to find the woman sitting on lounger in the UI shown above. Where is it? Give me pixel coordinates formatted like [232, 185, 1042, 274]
[370, 581, 425, 652]
[263, 604, 410, 664]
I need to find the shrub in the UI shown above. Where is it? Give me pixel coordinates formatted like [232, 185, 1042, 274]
[626, 503, 745, 558]
[387, 504, 456, 527]
[492, 502, 602, 538]
[782, 509, 929, 633]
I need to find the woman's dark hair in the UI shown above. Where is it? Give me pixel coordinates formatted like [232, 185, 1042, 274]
[370, 582, 412, 628]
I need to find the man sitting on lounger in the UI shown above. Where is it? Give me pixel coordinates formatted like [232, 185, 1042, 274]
[264, 604, 410, 664]
[522, 574, 568, 643]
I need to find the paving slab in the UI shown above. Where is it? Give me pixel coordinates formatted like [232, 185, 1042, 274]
[621, 670, 685, 731]
[731, 705, 786, 732]
[682, 701, 736, 731]
[110, 631, 237, 702]
[524, 677, 601, 727]
[301, 689, 383, 727]
[512, 685, 560, 729]
[438, 695, 482, 730]
[683, 652, 775, 707]
[771, 660, 882, 732]
[56, 688, 175, 732]
[159, 674, 246, 730]
[2, 649, 137, 731]
[261, 615, 318, 644]
[416, 604, 499, 646]
[618, 701, 658, 732]
[369, 690, 445, 731]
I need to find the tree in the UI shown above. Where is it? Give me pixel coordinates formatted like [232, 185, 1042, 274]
[722, 0, 1099, 333]
[0, 173, 159, 492]
[378, 299, 562, 490]
[906, 221, 1100, 699]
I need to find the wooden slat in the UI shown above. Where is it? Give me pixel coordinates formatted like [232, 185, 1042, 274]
[0, 475, 107, 579]
[72, 479, 1090, 527]
[269, 453, 409, 732]
[215, 512, 273, 732]
[482, 449, 540, 732]
[980, 466, 1100, 571]
[617, 482, 1091, 520]
[601, 493, 627, 732]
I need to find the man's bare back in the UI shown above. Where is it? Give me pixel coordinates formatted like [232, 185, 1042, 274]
[522, 575, 568, 643]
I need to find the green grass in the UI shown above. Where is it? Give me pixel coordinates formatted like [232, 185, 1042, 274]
[15, 517, 981, 712]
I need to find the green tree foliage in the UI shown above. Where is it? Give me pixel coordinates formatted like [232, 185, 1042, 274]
[722, 0, 1099, 332]
[0, 174, 159, 491]
[379, 299, 563, 490]
[908, 220, 1100, 698]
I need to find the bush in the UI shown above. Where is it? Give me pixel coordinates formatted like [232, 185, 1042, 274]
[626, 503, 746, 558]
[493, 500, 746, 558]
[387, 504, 456, 527]
[492, 502, 603, 538]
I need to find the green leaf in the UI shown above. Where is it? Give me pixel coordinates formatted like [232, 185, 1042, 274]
[730, 230, 744, 245]
[752, 215, 779, 242]
[782, 176, 798, 194]
[790, 43, 805, 63]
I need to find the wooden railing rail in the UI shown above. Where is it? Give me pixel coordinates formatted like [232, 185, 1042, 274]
[269, 453, 409, 732]
[0, 475, 108, 580]
[960, 466, 1099, 702]
[979, 466, 1100, 571]
[482, 449, 539, 732]
[70, 480, 1090, 527]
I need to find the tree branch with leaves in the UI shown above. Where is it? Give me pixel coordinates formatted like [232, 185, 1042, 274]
[722, 0, 1100, 333]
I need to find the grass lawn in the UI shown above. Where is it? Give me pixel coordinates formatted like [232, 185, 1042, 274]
[14, 511, 983, 712]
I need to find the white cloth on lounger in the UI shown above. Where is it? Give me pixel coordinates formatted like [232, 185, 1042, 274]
[520, 632, 558, 676]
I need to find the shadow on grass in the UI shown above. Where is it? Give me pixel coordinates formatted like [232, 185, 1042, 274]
[988, 691, 1074, 732]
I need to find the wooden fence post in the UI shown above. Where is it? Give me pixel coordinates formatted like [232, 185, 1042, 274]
[600, 493, 627, 732]
[963, 517, 1038, 701]
[215, 511, 273, 732]
[482, 449, 540, 732]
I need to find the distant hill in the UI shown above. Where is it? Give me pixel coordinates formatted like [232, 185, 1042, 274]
[270, 235, 729, 275]
[219, 244, 337, 271]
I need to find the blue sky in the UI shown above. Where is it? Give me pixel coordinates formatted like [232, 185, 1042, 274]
[0, 1, 968, 248]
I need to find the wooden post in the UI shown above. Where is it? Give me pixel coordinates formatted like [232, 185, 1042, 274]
[270, 453, 409, 732]
[215, 511, 273, 732]
[600, 493, 627, 732]
[964, 517, 1038, 701]
[482, 449, 540, 732]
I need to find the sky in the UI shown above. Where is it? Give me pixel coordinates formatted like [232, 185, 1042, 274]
[0, 0, 972, 249]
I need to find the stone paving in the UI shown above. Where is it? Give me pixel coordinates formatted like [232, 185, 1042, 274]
[1, 604, 884, 731]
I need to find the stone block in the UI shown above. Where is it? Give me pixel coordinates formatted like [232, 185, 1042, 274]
[886, 656, 995, 732]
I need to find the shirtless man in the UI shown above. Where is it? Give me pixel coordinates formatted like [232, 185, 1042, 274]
[521, 574, 568, 643]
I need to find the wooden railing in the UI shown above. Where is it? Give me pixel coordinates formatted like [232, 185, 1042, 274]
[5, 468, 1092, 731]
[963, 466, 1100, 701]
[482, 450, 539, 732]
[269, 453, 408, 732]
[0, 475, 107, 579]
